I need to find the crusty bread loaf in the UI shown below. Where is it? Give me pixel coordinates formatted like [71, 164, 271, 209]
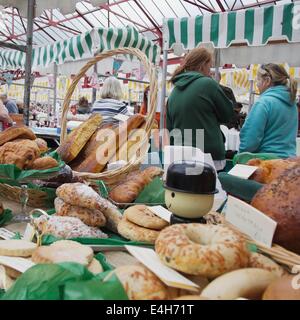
[57, 113, 102, 163]
[35, 138, 48, 153]
[251, 163, 300, 254]
[0, 126, 36, 146]
[29, 156, 59, 170]
[247, 158, 299, 184]
[73, 114, 145, 173]
[109, 166, 163, 203]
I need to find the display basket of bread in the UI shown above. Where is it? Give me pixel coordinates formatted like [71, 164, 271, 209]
[57, 48, 157, 187]
[0, 126, 66, 208]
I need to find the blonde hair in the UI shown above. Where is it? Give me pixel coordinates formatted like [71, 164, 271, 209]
[101, 76, 123, 100]
[258, 63, 298, 102]
[170, 47, 212, 83]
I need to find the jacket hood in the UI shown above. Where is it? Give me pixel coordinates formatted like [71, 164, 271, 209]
[261, 85, 294, 107]
[172, 71, 205, 90]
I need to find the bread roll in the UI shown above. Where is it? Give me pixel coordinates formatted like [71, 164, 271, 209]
[35, 138, 48, 153]
[30, 156, 59, 170]
[57, 113, 102, 163]
[0, 126, 36, 146]
[263, 275, 300, 300]
[251, 163, 300, 254]
[247, 158, 299, 184]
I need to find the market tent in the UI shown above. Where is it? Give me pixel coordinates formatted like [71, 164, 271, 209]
[0, 26, 161, 70]
[164, 2, 300, 66]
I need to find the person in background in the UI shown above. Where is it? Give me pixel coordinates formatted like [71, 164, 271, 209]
[92, 76, 131, 124]
[77, 96, 91, 114]
[140, 85, 160, 126]
[239, 64, 298, 158]
[211, 70, 237, 107]
[166, 47, 234, 171]
[0, 99, 13, 125]
[16, 101, 24, 114]
[0, 94, 19, 114]
[226, 102, 246, 131]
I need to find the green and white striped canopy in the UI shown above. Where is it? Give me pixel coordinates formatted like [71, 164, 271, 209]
[164, 3, 300, 50]
[0, 26, 161, 70]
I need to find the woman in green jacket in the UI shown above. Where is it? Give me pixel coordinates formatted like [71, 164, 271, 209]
[166, 47, 234, 171]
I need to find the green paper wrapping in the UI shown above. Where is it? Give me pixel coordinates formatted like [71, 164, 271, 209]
[218, 172, 263, 203]
[0, 151, 65, 182]
[0, 209, 13, 227]
[233, 152, 280, 166]
[94, 253, 114, 272]
[134, 177, 165, 205]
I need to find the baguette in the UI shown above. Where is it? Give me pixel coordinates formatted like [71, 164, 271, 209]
[74, 114, 145, 173]
[57, 113, 102, 163]
[0, 126, 36, 146]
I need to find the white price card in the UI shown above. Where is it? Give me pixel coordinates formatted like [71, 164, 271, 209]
[125, 245, 199, 291]
[0, 256, 35, 273]
[113, 114, 129, 122]
[0, 228, 15, 240]
[22, 224, 35, 242]
[148, 206, 172, 223]
[228, 164, 258, 179]
[225, 196, 277, 247]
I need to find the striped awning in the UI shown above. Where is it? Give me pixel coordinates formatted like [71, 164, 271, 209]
[164, 3, 300, 50]
[0, 26, 161, 70]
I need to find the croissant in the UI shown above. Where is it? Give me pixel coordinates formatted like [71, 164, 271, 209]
[109, 166, 163, 203]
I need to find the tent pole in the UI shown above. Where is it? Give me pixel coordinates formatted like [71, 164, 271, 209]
[53, 63, 58, 117]
[214, 49, 221, 81]
[23, 0, 35, 126]
[92, 63, 97, 104]
[159, 39, 168, 151]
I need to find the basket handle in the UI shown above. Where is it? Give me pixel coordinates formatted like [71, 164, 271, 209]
[60, 47, 158, 143]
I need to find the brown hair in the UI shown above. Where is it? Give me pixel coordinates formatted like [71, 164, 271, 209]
[78, 96, 89, 107]
[258, 63, 298, 102]
[170, 47, 212, 83]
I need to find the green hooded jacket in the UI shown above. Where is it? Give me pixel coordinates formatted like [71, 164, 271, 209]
[166, 71, 234, 160]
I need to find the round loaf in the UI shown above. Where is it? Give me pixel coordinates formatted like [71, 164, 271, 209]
[251, 162, 300, 254]
[124, 205, 169, 230]
[155, 224, 249, 278]
[117, 217, 160, 244]
[107, 264, 169, 300]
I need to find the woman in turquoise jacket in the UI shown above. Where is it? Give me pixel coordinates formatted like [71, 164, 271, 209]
[240, 64, 298, 158]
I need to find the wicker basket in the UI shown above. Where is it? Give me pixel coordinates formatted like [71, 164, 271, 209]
[206, 212, 300, 272]
[60, 48, 158, 185]
[0, 182, 52, 208]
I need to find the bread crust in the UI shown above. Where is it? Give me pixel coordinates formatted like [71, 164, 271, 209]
[0, 126, 36, 146]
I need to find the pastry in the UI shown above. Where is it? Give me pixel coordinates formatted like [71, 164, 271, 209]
[0, 139, 40, 169]
[57, 113, 102, 163]
[0, 240, 37, 257]
[0, 265, 15, 291]
[109, 166, 163, 203]
[117, 217, 160, 244]
[262, 275, 300, 300]
[101, 205, 122, 233]
[34, 215, 108, 239]
[54, 198, 106, 227]
[200, 268, 279, 300]
[247, 158, 300, 184]
[248, 252, 286, 277]
[155, 224, 249, 278]
[251, 163, 300, 254]
[56, 183, 111, 212]
[73, 114, 145, 173]
[105, 264, 169, 300]
[29, 156, 59, 170]
[87, 258, 103, 275]
[174, 295, 210, 300]
[4, 266, 21, 279]
[0, 126, 36, 146]
[35, 138, 48, 153]
[124, 205, 169, 230]
[31, 240, 93, 266]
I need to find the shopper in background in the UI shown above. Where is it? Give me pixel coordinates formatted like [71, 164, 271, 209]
[92, 76, 131, 124]
[239, 64, 298, 158]
[166, 47, 234, 171]
[77, 96, 91, 114]
[0, 99, 13, 130]
[16, 101, 24, 114]
[0, 94, 19, 114]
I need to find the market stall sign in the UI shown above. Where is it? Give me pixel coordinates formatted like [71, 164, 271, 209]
[225, 196, 277, 247]
[0, 256, 35, 273]
[0, 228, 15, 240]
[148, 206, 171, 223]
[125, 245, 199, 291]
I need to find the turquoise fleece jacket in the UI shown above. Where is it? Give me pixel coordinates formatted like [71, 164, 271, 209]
[239, 85, 298, 158]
